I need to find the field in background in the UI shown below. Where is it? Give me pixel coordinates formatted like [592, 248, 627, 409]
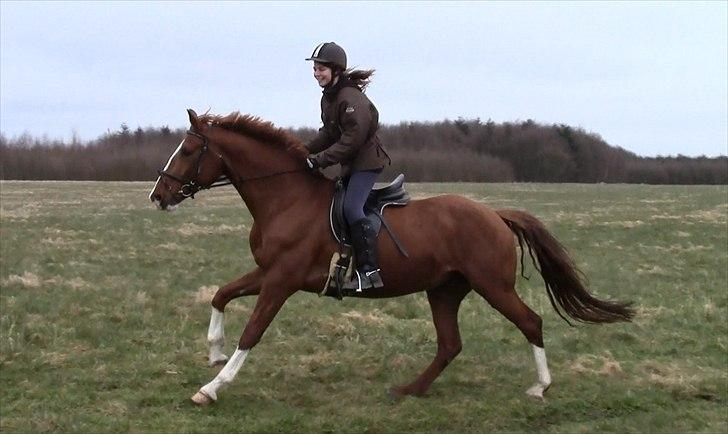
[1, 181, 726, 433]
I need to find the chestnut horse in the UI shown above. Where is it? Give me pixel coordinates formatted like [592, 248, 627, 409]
[149, 109, 633, 406]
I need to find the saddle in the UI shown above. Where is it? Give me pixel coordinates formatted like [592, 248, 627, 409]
[322, 173, 411, 299]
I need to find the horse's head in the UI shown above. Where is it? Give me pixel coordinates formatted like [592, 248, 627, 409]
[149, 109, 227, 211]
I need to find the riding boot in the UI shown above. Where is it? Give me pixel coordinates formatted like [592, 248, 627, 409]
[342, 218, 384, 292]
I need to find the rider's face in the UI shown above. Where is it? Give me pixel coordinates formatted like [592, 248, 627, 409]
[313, 62, 333, 87]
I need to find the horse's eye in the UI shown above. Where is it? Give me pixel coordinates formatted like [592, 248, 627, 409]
[180, 147, 193, 157]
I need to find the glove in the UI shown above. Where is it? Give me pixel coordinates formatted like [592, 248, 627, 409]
[305, 157, 320, 172]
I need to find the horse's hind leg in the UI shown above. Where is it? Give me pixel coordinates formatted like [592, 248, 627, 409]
[470, 275, 552, 398]
[207, 267, 263, 366]
[390, 282, 470, 398]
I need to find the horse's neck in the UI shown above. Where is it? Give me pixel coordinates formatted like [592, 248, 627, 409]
[218, 135, 329, 223]
[235, 172, 327, 224]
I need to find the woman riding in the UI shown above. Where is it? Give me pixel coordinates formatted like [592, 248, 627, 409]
[304, 42, 391, 292]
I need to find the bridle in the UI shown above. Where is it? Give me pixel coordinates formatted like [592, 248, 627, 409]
[157, 128, 232, 199]
[156, 126, 306, 199]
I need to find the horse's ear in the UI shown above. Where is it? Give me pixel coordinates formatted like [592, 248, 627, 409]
[187, 109, 200, 131]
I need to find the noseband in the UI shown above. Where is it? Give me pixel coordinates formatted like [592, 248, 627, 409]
[157, 129, 232, 199]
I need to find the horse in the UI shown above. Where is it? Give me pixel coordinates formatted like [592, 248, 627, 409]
[149, 109, 634, 406]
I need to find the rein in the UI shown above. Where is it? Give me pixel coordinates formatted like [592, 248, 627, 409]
[157, 127, 305, 199]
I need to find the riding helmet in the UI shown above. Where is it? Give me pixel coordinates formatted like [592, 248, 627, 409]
[306, 42, 347, 70]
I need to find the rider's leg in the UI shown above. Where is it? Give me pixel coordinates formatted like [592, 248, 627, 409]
[342, 169, 381, 223]
[342, 169, 384, 291]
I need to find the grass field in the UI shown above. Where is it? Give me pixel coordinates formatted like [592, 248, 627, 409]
[1, 181, 726, 433]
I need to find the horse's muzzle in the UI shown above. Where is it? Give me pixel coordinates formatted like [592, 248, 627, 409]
[150, 193, 178, 212]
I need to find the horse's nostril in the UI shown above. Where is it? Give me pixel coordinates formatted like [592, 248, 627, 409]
[151, 193, 161, 202]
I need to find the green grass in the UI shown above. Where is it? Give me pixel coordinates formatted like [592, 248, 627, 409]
[1, 181, 726, 433]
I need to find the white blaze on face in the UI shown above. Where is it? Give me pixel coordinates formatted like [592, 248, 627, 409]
[149, 139, 185, 201]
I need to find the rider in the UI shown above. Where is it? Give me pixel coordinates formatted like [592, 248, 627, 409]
[304, 42, 391, 291]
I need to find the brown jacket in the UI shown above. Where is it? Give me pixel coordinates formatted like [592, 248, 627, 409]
[306, 78, 390, 174]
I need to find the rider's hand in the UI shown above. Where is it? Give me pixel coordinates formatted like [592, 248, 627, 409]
[305, 157, 320, 172]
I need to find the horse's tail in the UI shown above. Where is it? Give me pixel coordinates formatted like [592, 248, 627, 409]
[496, 209, 634, 325]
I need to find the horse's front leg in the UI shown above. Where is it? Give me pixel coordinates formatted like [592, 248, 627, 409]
[207, 267, 263, 366]
[192, 276, 294, 405]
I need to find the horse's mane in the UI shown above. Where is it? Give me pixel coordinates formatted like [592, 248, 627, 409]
[199, 111, 308, 159]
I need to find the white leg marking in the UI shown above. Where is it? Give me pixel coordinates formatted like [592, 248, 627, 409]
[207, 307, 228, 366]
[526, 345, 552, 399]
[197, 348, 249, 401]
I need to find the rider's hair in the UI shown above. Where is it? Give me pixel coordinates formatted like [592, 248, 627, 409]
[333, 67, 375, 92]
[345, 69, 375, 91]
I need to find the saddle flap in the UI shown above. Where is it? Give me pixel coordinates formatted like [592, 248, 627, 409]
[329, 174, 410, 244]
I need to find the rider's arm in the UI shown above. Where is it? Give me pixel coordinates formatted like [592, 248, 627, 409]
[305, 127, 335, 154]
[313, 94, 372, 168]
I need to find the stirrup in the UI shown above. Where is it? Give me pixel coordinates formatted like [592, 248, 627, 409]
[342, 269, 384, 292]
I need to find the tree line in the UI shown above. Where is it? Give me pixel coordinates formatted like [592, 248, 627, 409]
[1, 119, 726, 184]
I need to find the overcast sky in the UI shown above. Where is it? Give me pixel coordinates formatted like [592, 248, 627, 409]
[1, 1, 726, 157]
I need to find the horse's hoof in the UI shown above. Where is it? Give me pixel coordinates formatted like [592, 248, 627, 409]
[387, 387, 406, 402]
[388, 385, 427, 401]
[526, 382, 550, 400]
[209, 356, 228, 367]
[191, 390, 214, 406]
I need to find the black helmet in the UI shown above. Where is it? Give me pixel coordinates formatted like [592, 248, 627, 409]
[306, 42, 347, 70]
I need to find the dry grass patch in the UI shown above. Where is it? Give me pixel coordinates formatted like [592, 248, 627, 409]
[189, 285, 250, 313]
[650, 214, 683, 221]
[135, 291, 150, 306]
[3, 272, 41, 288]
[30, 417, 58, 433]
[639, 360, 725, 392]
[310, 308, 415, 340]
[599, 220, 645, 228]
[39, 350, 70, 367]
[190, 285, 217, 304]
[341, 309, 393, 326]
[638, 243, 713, 253]
[636, 265, 669, 275]
[634, 306, 673, 325]
[0, 203, 42, 219]
[158, 242, 184, 250]
[41, 276, 93, 291]
[552, 211, 593, 225]
[176, 223, 246, 236]
[67, 277, 90, 290]
[314, 317, 355, 336]
[640, 199, 678, 204]
[24, 313, 45, 328]
[389, 354, 417, 368]
[100, 400, 128, 417]
[685, 208, 727, 223]
[569, 353, 624, 377]
[298, 351, 338, 371]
